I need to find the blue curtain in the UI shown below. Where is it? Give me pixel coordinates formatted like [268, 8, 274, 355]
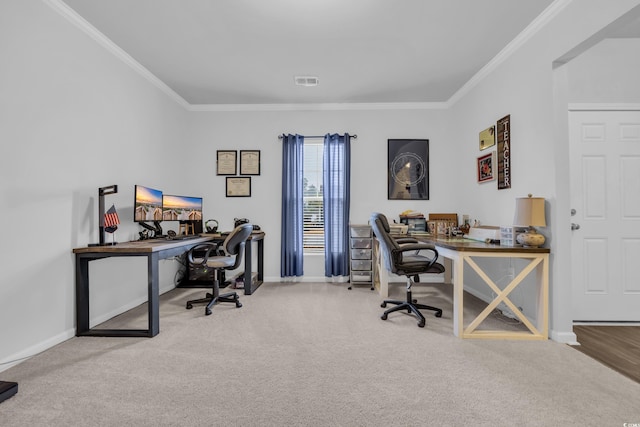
[323, 133, 351, 277]
[281, 134, 305, 277]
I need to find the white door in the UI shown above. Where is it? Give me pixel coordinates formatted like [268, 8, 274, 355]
[570, 110, 640, 321]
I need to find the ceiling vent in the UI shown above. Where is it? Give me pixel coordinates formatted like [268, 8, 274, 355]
[294, 76, 319, 87]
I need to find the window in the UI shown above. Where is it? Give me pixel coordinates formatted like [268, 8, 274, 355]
[303, 141, 324, 253]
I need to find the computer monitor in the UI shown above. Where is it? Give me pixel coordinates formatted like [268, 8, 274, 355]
[134, 185, 163, 222]
[162, 195, 203, 222]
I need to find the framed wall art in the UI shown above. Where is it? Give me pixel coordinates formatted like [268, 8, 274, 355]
[387, 139, 429, 200]
[226, 177, 251, 197]
[240, 150, 261, 175]
[216, 150, 237, 175]
[479, 126, 496, 151]
[477, 151, 496, 183]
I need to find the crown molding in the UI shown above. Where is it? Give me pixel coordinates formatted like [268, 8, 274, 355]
[44, 0, 190, 109]
[188, 101, 449, 112]
[568, 103, 640, 111]
[448, 0, 572, 107]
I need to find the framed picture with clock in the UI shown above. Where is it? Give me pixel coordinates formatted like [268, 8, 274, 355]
[387, 139, 429, 200]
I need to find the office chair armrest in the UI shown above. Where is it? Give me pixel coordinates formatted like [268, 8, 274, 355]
[395, 237, 418, 244]
[394, 242, 440, 269]
[186, 242, 222, 266]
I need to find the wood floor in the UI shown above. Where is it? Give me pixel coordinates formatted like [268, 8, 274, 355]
[572, 325, 640, 384]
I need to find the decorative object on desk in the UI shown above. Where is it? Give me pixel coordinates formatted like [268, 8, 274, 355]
[226, 177, 251, 197]
[479, 125, 496, 151]
[387, 139, 429, 200]
[216, 150, 237, 175]
[477, 151, 496, 183]
[240, 150, 260, 175]
[513, 194, 546, 248]
[205, 219, 219, 233]
[90, 185, 118, 247]
[104, 204, 120, 233]
[496, 114, 511, 189]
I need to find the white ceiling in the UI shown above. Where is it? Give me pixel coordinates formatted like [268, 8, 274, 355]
[60, 0, 637, 106]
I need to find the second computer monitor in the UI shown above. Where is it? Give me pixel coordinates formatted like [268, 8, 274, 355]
[162, 195, 203, 222]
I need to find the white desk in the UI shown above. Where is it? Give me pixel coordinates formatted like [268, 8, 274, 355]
[374, 236, 549, 340]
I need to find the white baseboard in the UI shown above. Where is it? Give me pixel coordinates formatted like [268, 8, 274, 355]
[0, 329, 75, 373]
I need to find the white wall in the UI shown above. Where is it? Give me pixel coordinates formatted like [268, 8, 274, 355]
[567, 38, 640, 103]
[187, 108, 453, 279]
[0, 0, 191, 370]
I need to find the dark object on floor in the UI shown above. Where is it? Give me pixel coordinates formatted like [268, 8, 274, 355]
[0, 381, 18, 403]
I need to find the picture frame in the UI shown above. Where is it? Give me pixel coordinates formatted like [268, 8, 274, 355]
[240, 150, 261, 175]
[216, 150, 237, 175]
[226, 177, 251, 197]
[479, 126, 496, 151]
[387, 139, 429, 200]
[477, 151, 496, 183]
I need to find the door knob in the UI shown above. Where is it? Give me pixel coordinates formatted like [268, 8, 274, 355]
[571, 223, 580, 230]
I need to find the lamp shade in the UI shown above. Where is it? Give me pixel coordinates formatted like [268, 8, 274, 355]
[513, 195, 546, 227]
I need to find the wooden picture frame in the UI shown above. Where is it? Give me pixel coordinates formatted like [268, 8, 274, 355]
[216, 150, 237, 175]
[477, 151, 496, 183]
[240, 150, 261, 175]
[226, 177, 251, 197]
[387, 139, 429, 200]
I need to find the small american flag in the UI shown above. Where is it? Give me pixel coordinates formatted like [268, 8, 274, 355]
[104, 204, 120, 233]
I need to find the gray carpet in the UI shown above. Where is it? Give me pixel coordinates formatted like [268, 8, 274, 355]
[1, 282, 638, 426]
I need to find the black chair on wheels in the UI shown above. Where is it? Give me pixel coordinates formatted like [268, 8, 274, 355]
[370, 212, 445, 328]
[185, 223, 253, 316]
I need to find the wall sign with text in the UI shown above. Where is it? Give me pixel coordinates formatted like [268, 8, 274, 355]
[496, 115, 511, 190]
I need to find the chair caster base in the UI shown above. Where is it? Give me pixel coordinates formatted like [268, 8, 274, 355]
[186, 303, 193, 310]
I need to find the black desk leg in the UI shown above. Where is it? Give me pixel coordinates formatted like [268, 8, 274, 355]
[75, 255, 90, 336]
[244, 240, 253, 295]
[257, 238, 264, 283]
[147, 253, 160, 337]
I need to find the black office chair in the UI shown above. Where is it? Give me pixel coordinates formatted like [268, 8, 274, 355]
[370, 212, 445, 328]
[185, 223, 253, 316]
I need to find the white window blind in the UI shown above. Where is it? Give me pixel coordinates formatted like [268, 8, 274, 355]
[303, 141, 323, 253]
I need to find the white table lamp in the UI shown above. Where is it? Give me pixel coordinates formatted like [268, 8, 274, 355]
[514, 194, 546, 248]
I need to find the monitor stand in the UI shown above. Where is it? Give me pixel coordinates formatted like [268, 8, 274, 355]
[0, 381, 18, 403]
[139, 221, 164, 239]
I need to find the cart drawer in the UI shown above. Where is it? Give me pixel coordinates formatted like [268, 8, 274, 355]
[351, 260, 372, 271]
[351, 271, 372, 282]
[351, 248, 371, 260]
[350, 238, 372, 249]
[350, 226, 372, 238]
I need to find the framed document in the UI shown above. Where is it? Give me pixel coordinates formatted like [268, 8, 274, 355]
[387, 139, 429, 200]
[216, 150, 237, 175]
[226, 177, 251, 197]
[240, 150, 261, 175]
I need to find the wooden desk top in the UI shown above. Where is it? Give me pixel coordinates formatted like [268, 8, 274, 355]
[405, 234, 550, 254]
[73, 235, 215, 254]
[73, 231, 265, 255]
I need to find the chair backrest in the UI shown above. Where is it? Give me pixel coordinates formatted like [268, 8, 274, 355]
[370, 212, 401, 274]
[221, 223, 253, 269]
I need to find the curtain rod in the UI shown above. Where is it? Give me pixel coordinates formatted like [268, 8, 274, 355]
[278, 134, 357, 140]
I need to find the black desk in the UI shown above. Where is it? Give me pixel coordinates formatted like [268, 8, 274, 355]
[73, 236, 217, 338]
